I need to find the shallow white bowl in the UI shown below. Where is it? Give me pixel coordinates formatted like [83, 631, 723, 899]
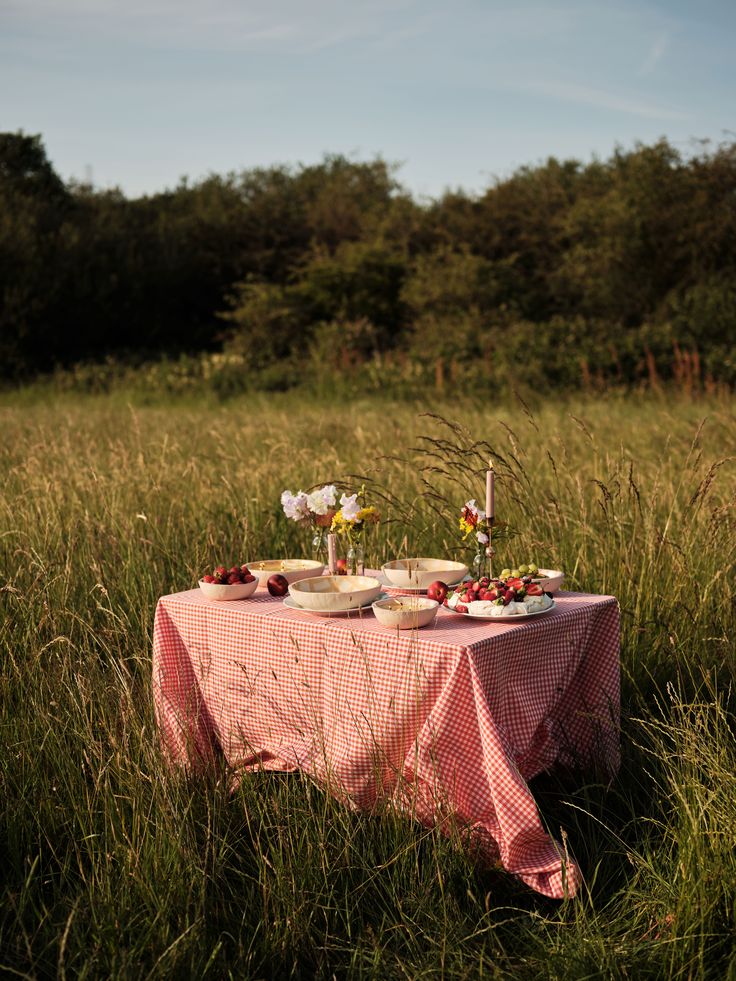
[198, 577, 258, 601]
[533, 569, 565, 593]
[381, 558, 468, 590]
[289, 575, 381, 612]
[249, 559, 324, 587]
[372, 596, 439, 629]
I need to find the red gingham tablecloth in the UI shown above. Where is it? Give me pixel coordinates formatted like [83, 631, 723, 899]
[152, 580, 620, 899]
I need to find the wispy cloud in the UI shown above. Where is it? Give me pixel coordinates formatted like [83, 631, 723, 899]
[638, 31, 669, 76]
[2, 0, 420, 51]
[515, 77, 689, 121]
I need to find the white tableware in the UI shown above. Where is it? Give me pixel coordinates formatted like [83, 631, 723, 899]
[372, 596, 439, 629]
[381, 558, 468, 591]
[288, 574, 382, 612]
[533, 569, 565, 593]
[282, 593, 388, 617]
[198, 577, 259, 601]
[249, 559, 324, 587]
[377, 575, 427, 594]
[448, 600, 556, 621]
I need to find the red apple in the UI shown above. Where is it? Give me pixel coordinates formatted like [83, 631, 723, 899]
[427, 580, 448, 603]
[267, 573, 289, 596]
[335, 558, 348, 576]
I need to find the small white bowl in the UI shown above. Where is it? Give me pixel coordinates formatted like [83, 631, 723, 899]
[289, 575, 381, 612]
[249, 559, 324, 587]
[198, 577, 258, 601]
[372, 596, 439, 629]
[533, 569, 565, 593]
[381, 558, 468, 590]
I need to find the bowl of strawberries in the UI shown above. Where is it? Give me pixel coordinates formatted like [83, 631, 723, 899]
[199, 564, 258, 601]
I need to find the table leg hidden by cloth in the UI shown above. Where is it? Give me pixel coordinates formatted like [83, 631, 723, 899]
[152, 585, 620, 899]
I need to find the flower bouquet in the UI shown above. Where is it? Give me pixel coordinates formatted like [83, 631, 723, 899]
[281, 484, 338, 559]
[459, 499, 492, 579]
[330, 490, 380, 575]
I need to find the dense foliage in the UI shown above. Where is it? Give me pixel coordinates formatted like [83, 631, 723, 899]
[1, 131, 735, 391]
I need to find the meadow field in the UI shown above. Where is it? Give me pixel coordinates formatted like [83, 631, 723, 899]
[1, 388, 735, 979]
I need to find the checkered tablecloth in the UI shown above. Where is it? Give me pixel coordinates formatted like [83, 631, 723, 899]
[152, 579, 619, 899]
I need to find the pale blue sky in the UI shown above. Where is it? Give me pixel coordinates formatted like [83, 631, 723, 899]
[1, 0, 734, 199]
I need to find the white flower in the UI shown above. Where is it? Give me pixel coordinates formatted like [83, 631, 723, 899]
[281, 489, 310, 522]
[339, 492, 361, 523]
[307, 484, 337, 516]
[476, 530, 489, 545]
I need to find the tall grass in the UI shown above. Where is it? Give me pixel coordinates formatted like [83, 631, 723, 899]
[1, 389, 735, 978]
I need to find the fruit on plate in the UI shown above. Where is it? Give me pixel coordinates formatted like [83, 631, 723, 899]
[202, 563, 256, 586]
[267, 573, 289, 596]
[427, 580, 448, 602]
[499, 561, 540, 579]
[445, 572, 552, 610]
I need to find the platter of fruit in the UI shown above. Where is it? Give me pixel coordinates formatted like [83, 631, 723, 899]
[497, 562, 565, 594]
[444, 574, 556, 619]
[199, 564, 259, 601]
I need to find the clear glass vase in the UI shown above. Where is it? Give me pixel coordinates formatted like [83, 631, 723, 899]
[311, 527, 327, 563]
[471, 548, 490, 581]
[346, 543, 365, 577]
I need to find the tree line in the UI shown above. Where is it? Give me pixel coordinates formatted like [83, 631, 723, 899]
[1, 131, 734, 392]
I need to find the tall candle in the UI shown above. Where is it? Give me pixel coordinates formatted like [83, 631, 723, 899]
[485, 462, 495, 522]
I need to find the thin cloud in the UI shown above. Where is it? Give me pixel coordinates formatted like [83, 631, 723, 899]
[639, 32, 669, 76]
[518, 78, 689, 121]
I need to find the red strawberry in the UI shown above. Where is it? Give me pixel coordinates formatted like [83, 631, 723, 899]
[202, 575, 216, 583]
[526, 583, 543, 596]
[507, 577, 524, 590]
[456, 603, 468, 614]
[215, 566, 227, 576]
[227, 573, 241, 584]
[240, 564, 250, 574]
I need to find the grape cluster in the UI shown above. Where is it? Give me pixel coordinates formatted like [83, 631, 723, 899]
[498, 562, 539, 578]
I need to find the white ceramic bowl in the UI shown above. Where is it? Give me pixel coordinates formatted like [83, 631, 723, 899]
[533, 569, 565, 593]
[288, 575, 381, 612]
[372, 596, 439, 629]
[381, 558, 468, 590]
[198, 577, 258, 601]
[249, 559, 324, 587]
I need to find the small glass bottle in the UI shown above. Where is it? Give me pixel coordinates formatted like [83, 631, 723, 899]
[472, 548, 490, 581]
[347, 542, 365, 576]
[311, 527, 326, 563]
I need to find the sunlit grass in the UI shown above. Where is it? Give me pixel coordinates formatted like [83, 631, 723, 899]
[1, 388, 735, 978]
